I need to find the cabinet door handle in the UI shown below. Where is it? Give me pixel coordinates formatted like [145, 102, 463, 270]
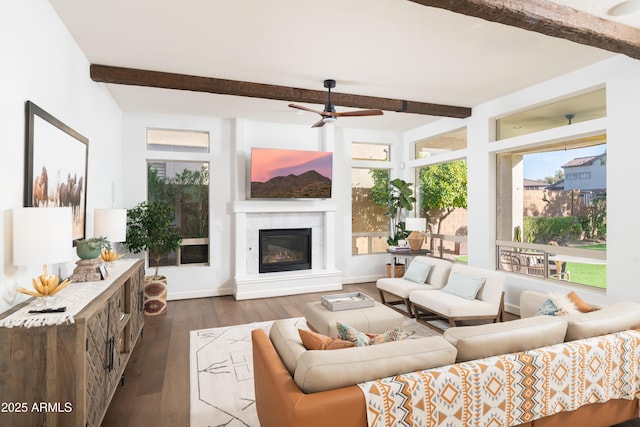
[139, 290, 144, 312]
[107, 337, 115, 372]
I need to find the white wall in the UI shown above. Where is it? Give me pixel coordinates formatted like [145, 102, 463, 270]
[0, 1, 124, 313]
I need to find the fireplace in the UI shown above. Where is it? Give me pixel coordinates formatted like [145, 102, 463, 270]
[259, 228, 311, 273]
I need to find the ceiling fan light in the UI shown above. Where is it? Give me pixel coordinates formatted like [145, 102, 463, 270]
[608, 0, 640, 16]
[323, 116, 337, 124]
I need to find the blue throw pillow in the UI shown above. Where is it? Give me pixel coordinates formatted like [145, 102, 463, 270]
[403, 259, 432, 284]
[535, 298, 560, 316]
[441, 272, 485, 300]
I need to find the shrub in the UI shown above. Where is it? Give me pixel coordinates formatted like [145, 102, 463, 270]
[524, 216, 582, 245]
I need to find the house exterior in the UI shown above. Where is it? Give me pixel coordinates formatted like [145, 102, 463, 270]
[562, 153, 607, 192]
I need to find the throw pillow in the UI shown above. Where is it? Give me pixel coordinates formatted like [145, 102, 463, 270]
[567, 291, 595, 313]
[441, 272, 486, 300]
[298, 329, 355, 350]
[336, 321, 371, 346]
[549, 292, 580, 315]
[336, 321, 404, 346]
[403, 259, 433, 284]
[535, 298, 560, 316]
[366, 327, 404, 345]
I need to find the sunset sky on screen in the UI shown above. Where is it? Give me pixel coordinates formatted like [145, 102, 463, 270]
[251, 148, 332, 182]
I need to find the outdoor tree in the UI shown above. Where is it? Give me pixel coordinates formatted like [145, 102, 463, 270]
[543, 169, 564, 185]
[418, 160, 468, 249]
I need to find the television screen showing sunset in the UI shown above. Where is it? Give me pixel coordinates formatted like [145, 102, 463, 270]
[250, 148, 332, 198]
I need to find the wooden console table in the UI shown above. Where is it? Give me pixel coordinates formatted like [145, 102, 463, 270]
[0, 259, 144, 427]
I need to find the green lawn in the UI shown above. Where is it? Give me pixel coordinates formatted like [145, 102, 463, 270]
[566, 243, 606, 289]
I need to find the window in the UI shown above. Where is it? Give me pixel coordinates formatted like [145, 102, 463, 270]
[146, 129, 210, 268]
[351, 142, 391, 255]
[415, 160, 468, 260]
[147, 128, 209, 152]
[351, 168, 389, 255]
[414, 128, 466, 160]
[496, 139, 607, 288]
[352, 142, 389, 161]
[496, 88, 606, 140]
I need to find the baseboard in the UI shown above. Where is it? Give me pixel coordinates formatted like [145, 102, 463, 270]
[342, 275, 385, 284]
[167, 287, 234, 301]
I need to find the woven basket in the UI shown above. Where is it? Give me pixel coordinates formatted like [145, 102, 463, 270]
[386, 263, 406, 278]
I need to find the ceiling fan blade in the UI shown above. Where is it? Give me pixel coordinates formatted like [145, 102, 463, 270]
[288, 103, 325, 115]
[333, 109, 384, 117]
[311, 118, 326, 128]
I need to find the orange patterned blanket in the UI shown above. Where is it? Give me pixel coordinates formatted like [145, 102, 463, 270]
[358, 330, 640, 427]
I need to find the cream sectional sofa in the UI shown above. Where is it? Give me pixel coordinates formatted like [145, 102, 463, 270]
[377, 256, 453, 317]
[252, 300, 640, 427]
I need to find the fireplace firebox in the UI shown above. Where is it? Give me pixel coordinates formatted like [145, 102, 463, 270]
[259, 228, 311, 273]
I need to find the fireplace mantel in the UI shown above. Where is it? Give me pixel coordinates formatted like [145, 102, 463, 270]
[232, 199, 341, 300]
[231, 200, 337, 214]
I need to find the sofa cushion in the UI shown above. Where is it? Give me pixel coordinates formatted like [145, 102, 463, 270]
[441, 272, 485, 300]
[293, 336, 457, 393]
[269, 319, 307, 375]
[298, 329, 354, 350]
[564, 301, 640, 341]
[403, 258, 432, 283]
[443, 316, 568, 362]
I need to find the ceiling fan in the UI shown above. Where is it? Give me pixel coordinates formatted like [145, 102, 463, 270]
[289, 79, 384, 128]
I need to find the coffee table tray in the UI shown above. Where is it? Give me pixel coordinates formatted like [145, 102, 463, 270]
[321, 292, 375, 311]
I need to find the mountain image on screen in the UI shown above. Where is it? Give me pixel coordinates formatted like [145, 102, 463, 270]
[251, 170, 331, 198]
[250, 148, 332, 198]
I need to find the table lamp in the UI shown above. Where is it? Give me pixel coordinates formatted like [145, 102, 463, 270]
[404, 217, 426, 251]
[13, 207, 73, 302]
[94, 208, 127, 262]
[13, 207, 73, 267]
[94, 208, 127, 243]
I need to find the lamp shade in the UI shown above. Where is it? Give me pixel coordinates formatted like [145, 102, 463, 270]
[13, 207, 73, 266]
[94, 208, 127, 243]
[405, 217, 426, 232]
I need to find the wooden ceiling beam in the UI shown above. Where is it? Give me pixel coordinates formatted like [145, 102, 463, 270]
[89, 64, 472, 118]
[408, 0, 640, 60]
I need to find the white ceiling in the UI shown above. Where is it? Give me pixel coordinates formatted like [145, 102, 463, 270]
[48, 0, 637, 132]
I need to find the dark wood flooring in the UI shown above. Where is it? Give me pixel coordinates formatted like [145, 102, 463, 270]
[101, 281, 639, 427]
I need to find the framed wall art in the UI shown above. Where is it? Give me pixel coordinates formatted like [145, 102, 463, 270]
[24, 101, 89, 243]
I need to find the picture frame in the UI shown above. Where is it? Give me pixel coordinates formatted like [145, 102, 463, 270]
[24, 101, 89, 243]
[99, 263, 108, 280]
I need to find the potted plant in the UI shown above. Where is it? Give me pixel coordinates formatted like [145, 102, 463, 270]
[76, 236, 111, 259]
[384, 178, 416, 247]
[123, 201, 182, 315]
[372, 176, 416, 276]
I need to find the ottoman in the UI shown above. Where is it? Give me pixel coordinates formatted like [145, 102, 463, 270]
[302, 301, 404, 338]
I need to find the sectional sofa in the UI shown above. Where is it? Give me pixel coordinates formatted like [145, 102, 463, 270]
[252, 289, 640, 427]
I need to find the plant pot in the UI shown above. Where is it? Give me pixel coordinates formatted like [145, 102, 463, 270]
[76, 240, 102, 259]
[386, 263, 406, 278]
[144, 275, 168, 316]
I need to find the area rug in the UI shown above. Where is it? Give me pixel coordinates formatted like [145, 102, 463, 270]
[189, 316, 438, 427]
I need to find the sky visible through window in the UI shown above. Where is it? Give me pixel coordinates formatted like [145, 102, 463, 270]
[524, 145, 605, 181]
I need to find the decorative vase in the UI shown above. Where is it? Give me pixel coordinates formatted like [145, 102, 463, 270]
[76, 240, 102, 259]
[144, 276, 168, 316]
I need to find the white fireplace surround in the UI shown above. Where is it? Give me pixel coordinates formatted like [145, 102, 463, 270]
[232, 200, 341, 299]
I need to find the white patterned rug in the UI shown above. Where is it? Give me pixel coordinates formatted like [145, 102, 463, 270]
[189, 316, 438, 427]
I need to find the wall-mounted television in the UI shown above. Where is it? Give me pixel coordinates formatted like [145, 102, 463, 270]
[250, 147, 333, 199]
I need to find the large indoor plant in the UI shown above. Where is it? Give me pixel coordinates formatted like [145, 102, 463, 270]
[123, 201, 182, 315]
[372, 176, 416, 277]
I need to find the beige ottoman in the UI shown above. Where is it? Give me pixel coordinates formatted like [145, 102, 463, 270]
[302, 301, 404, 338]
